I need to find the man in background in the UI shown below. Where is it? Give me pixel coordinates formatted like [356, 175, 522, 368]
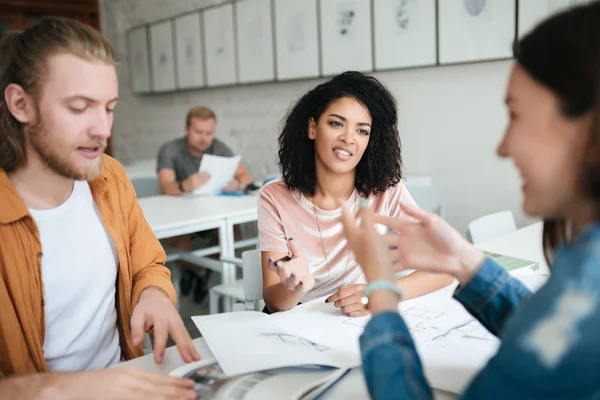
[157, 106, 252, 195]
[157, 106, 253, 303]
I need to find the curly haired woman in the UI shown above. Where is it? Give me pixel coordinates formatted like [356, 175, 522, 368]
[258, 71, 453, 314]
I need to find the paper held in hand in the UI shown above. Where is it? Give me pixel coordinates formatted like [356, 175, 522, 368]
[193, 154, 241, 196]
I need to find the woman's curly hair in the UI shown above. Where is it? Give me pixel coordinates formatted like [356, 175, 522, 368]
[278, 71, 402, 197]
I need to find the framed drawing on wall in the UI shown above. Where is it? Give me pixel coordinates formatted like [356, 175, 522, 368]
[518, 0, 586, 38]
[235, 0, 275, 83]
[126, 25, 151, 94]
[319, 0, 373, 76]
[438, 0, 516, 64]
[373, 0, 436, 70]
[203, 3, 237, 87]
[174, 12, 205, 89]
[273, 0, 320, 81]
[149, 20, 177, 92]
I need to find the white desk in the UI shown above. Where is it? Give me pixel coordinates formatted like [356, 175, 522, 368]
[123, 222, 545, 399]
[139, 195, 258, 307]
[476, 222, 546, 274]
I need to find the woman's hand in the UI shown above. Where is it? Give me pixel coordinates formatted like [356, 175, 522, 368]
[326, 284, 368, 317]
[375, 203, 485, 284]
[339, 201, 395, 283]
[267, 239, 316, 293]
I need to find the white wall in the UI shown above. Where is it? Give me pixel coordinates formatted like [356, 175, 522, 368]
[100, 0, 535, 235]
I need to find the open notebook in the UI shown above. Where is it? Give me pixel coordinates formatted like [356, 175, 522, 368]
[169, 357, 349, 400]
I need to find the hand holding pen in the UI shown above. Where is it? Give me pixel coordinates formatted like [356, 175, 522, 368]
[267, 238, 316, 293]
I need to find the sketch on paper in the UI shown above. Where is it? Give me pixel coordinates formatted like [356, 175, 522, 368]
[464, 0, 487, 16]
[259, 333, 330, 352]
[342, 317, 370, 329]
[395, 0, 412, 30]
[149, 21, 176, 92]
[373, 0, 435, 69]
[336, 2, 356, 39]
[174, 13, 204, 89]
[286, 11, 307, 52]
[274, 0, 320, 80]
[127, 26, 151, 93]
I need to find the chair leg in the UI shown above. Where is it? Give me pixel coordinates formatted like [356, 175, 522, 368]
[209, 290, 220, 314]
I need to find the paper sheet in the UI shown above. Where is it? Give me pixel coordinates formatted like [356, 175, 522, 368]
[192, 312, 356, 376]
[193, 154, 241, 196]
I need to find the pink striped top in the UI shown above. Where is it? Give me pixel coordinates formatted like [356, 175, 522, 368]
[258, 178, 416, 302]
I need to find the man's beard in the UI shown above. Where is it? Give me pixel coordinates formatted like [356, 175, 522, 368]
[27, 119, 106, 181]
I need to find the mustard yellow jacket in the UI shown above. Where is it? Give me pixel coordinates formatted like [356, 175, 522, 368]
[0, 155, 176, 376]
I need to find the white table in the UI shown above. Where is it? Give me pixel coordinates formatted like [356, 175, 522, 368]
[476, 222, 546, 274]
[139, 194, 258, 309]
[124, 222, 545, 399]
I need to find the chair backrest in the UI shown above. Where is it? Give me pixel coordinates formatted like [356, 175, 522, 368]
[242, 249, 263, 310]
[404, 183, 445, 218]
[131, 176, 162, 199]
[467, 210, 517, 244]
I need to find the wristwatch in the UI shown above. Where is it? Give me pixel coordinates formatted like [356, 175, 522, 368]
[360, 280, 403, 309]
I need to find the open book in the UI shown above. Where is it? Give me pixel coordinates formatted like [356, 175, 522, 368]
[169, 357, 349, 400]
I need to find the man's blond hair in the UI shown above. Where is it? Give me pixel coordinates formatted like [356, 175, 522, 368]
[186, 106, 217, 127]
[0, 17, 118, 172]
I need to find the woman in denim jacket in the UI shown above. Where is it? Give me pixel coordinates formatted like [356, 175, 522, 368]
[339, 2, 600, 399]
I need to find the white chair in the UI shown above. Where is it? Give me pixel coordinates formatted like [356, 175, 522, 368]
[467, 210, 517, 244]
[404, 182, 445, 218]
[209, 249, 263, 313]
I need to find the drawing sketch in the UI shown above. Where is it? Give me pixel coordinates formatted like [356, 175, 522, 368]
[274, 0, 320, 80]
[127, 26, 151, 93]
[464, 0, 487, 16]
[235, 0, 275, 83]
[149, 20, 176, 92]
[337, 2, 356, 39]
[203, 3, 236, 86]
[518, 0, 586, 37]
[260, 333, 330, 352]
[174, 13, 205, 89]
[373, 0, 436, 69]
[320, 0, 373, 75]
[438, 0, 515, 63]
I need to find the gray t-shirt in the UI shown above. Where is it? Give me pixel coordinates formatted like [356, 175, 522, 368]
[156, 137, 234, 182]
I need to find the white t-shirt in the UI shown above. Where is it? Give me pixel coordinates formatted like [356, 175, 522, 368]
[29, 180, 121, 371]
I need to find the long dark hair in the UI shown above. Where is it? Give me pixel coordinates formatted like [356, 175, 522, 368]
[513, 2, 600, 264]
[278, 71, 402, 198]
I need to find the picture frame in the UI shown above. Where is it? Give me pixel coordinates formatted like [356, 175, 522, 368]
[149, 19, 177, 92]
[203, 3, 237, 87]
[126, 25, 152, 94]
[438, 0, 516, 64]
[518, 0, 586, 38]
[273, 0, 320, 81]
[373, 0, 437, 70]
[319, 0, 373, 76]
[235, 0, 275, 84]
[174, 12, 205, 89]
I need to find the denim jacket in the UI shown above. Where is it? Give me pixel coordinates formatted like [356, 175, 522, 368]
[360, 224, 600, 400]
